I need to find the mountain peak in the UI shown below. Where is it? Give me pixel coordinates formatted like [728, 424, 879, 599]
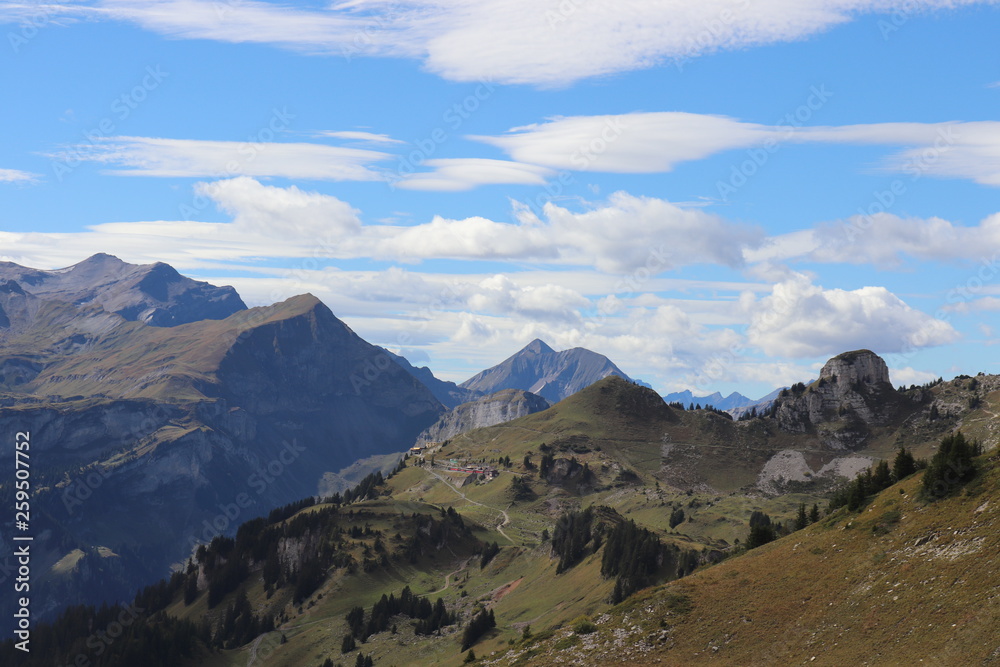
[0, 255, 247, 327]
[521, 338, 554, 355]
[820, 349, 890, 386]
[460, 339, 631, 403]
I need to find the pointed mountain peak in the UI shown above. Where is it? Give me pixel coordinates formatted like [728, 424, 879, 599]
[76, 253, 126, 267]
[521, 338, 554, 355]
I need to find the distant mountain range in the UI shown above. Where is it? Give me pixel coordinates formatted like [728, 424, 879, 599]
[0, 252, 245, 326]
[661, 386, 791, 417]
[661, 389, 754, 410]
[0, 254, 820, 635]
[458, 338, 634, 403]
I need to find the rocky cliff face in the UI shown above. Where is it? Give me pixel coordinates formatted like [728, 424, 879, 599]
[0, 259, 444, 627]
[774, 349, 899, 448]
[417, 389, 550, 444]
[459, 338, 632, 403]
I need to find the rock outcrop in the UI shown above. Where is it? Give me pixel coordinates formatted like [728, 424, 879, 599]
[774, 349, 899, 448]
[417, 388, 550, 444]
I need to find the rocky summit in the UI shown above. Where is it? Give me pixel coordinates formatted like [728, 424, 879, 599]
[459, 338, 633, 403]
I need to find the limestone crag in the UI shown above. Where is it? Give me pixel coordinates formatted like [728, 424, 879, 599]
[417, 388, 550, 444]
[774, 350, 899, 446]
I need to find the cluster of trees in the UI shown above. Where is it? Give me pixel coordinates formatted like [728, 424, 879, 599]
[508, 474, 535, 500]
[399, 507, 471, 564]
[922, 432, 981, 500]
[552, 507, 596, 573]
[460, 608, 496, 651]
[551, 506, 701, 604]
[601, 519, 664, 603]
[0, 575, 209, 666]
[344, 586, 455, 646]
[480, 541, 501, 568]
[217, 590, 274, 649]
[745, 511, 781, 550]
[829, 446, 922, 512]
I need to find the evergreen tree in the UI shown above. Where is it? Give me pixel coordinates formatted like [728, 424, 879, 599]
[794, 504, 808, 531]
[892, 446, 917, 481]
[922, 431, 978, 500]
[809, 503, 820, 524]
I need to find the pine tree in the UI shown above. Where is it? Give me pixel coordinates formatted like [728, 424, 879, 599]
[892, 447, 917, 481]
[794, 504, 808, 531]
[809, 503, 820, 524]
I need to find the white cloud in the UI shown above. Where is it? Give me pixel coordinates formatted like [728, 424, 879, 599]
[474, 113, 769, 173]
[0, 168, 40, 184]
[889, 366, 940, 386]
[753, 211, 1000, 268]
[394, 158, 554, 191]
[747, 273, 959, 358]
[195, 177, 362, 237]
[49, 135, 390, 181]
[473, 114, 1000, 186]
[316, 130, 405, 144]
[13, 0, 993, 86]
[1, 178, 764, 273]
[375, 190, 761, 271]
[944, 296, 1000, 314]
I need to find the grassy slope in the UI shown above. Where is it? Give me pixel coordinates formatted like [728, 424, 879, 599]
[496, 453, 1000, 666]
[167, 375, 1000, 666]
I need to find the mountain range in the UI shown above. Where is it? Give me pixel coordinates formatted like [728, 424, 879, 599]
[3, 255, 995, 666]
[5, 344, 996, 666]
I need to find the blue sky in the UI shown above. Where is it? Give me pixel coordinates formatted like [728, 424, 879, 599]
[1, 0, 999, 398]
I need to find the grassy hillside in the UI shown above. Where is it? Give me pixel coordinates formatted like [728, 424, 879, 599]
[495, 449, 1000, 666]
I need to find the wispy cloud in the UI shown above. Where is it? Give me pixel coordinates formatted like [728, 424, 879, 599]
[316, 130, 405, 145]
[0, 168, 40, 184]
[394, 158, 554, 191]
[9, 0, 995, 86]
[47, 135, 391, 181]
[474, 113, 1000, 186]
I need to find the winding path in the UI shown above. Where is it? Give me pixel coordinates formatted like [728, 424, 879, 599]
[426, 468, 513, 542]
[246, 634, 264, 666]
